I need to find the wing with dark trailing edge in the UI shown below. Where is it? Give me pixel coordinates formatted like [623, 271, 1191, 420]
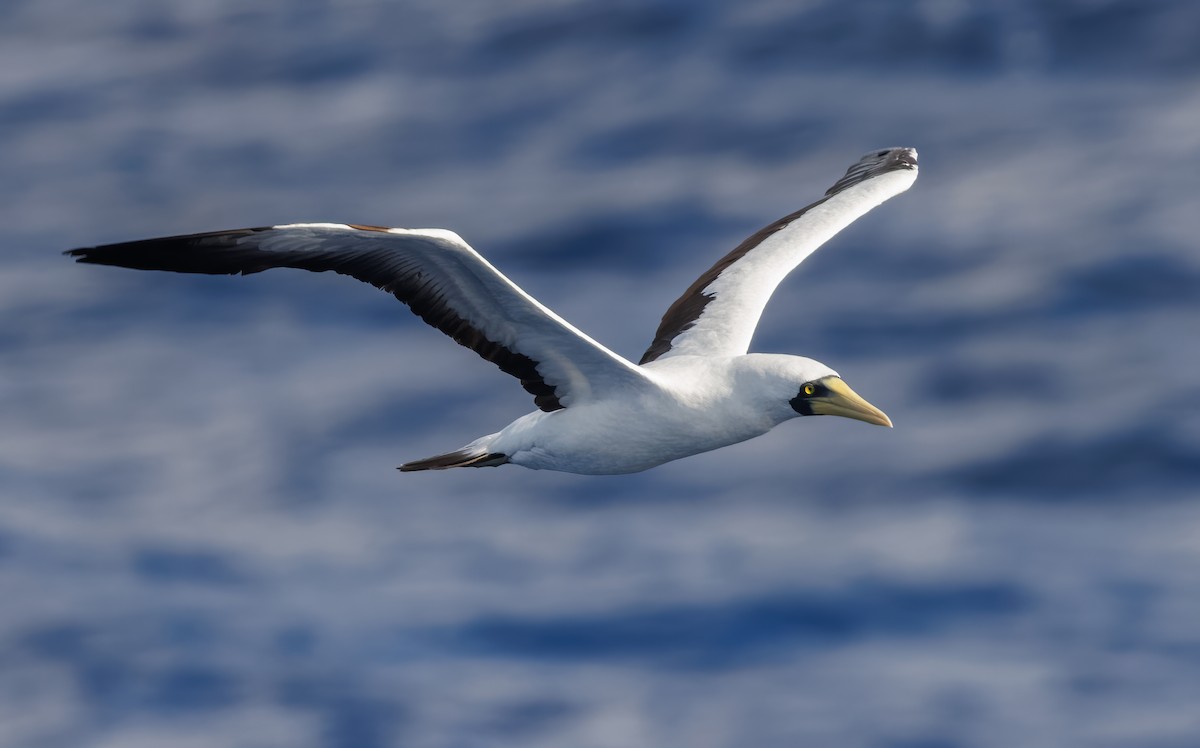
[67, 223, 652, 411]
[640, 147, 918, 364]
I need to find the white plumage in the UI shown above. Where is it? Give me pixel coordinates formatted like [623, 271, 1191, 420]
[67, 147, 918, 474]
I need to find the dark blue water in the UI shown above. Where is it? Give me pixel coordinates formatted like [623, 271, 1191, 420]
[3, 2, 1199, 746]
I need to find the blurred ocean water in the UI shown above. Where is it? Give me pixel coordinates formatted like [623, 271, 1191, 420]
[2, 1, 1200, 746]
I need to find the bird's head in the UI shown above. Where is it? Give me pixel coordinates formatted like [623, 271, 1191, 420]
[748, 355, 892, 428]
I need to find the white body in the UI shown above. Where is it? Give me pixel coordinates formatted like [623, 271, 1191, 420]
[478, 355, 837, 474]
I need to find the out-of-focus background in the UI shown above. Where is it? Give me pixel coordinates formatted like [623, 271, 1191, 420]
[3, 1, 1199, 746]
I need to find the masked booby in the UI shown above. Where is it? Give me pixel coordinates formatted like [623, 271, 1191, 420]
[66, 147, 918, 474]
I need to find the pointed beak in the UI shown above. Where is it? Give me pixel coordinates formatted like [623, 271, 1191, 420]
[808, 377, 893, 428]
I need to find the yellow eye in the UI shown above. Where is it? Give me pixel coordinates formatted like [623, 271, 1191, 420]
[803, 383, 816, 396]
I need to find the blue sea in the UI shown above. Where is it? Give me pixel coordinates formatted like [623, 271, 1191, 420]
[2, 1, 1199, 746]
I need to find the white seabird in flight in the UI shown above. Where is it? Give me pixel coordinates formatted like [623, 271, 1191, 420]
[67, 147, 918, 474]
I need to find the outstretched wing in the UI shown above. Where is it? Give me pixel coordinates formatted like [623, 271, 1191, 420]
[67, 223, 652, 412]
[640, 147, 918, 364]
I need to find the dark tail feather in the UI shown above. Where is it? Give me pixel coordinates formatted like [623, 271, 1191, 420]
[398, 449, 509, 472]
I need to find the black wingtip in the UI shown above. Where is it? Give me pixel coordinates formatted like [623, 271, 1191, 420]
[824, 146, 918, 197]
[62, 241, 167, 271]
[886, 146, 918, 170]
[64, 246, 102, 264]
[60, 230, 275, 274]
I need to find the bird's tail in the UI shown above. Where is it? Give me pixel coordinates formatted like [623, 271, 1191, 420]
[398, 447, 509, 472]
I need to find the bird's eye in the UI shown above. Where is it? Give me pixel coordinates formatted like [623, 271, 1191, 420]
[802, 383, 817, 396]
